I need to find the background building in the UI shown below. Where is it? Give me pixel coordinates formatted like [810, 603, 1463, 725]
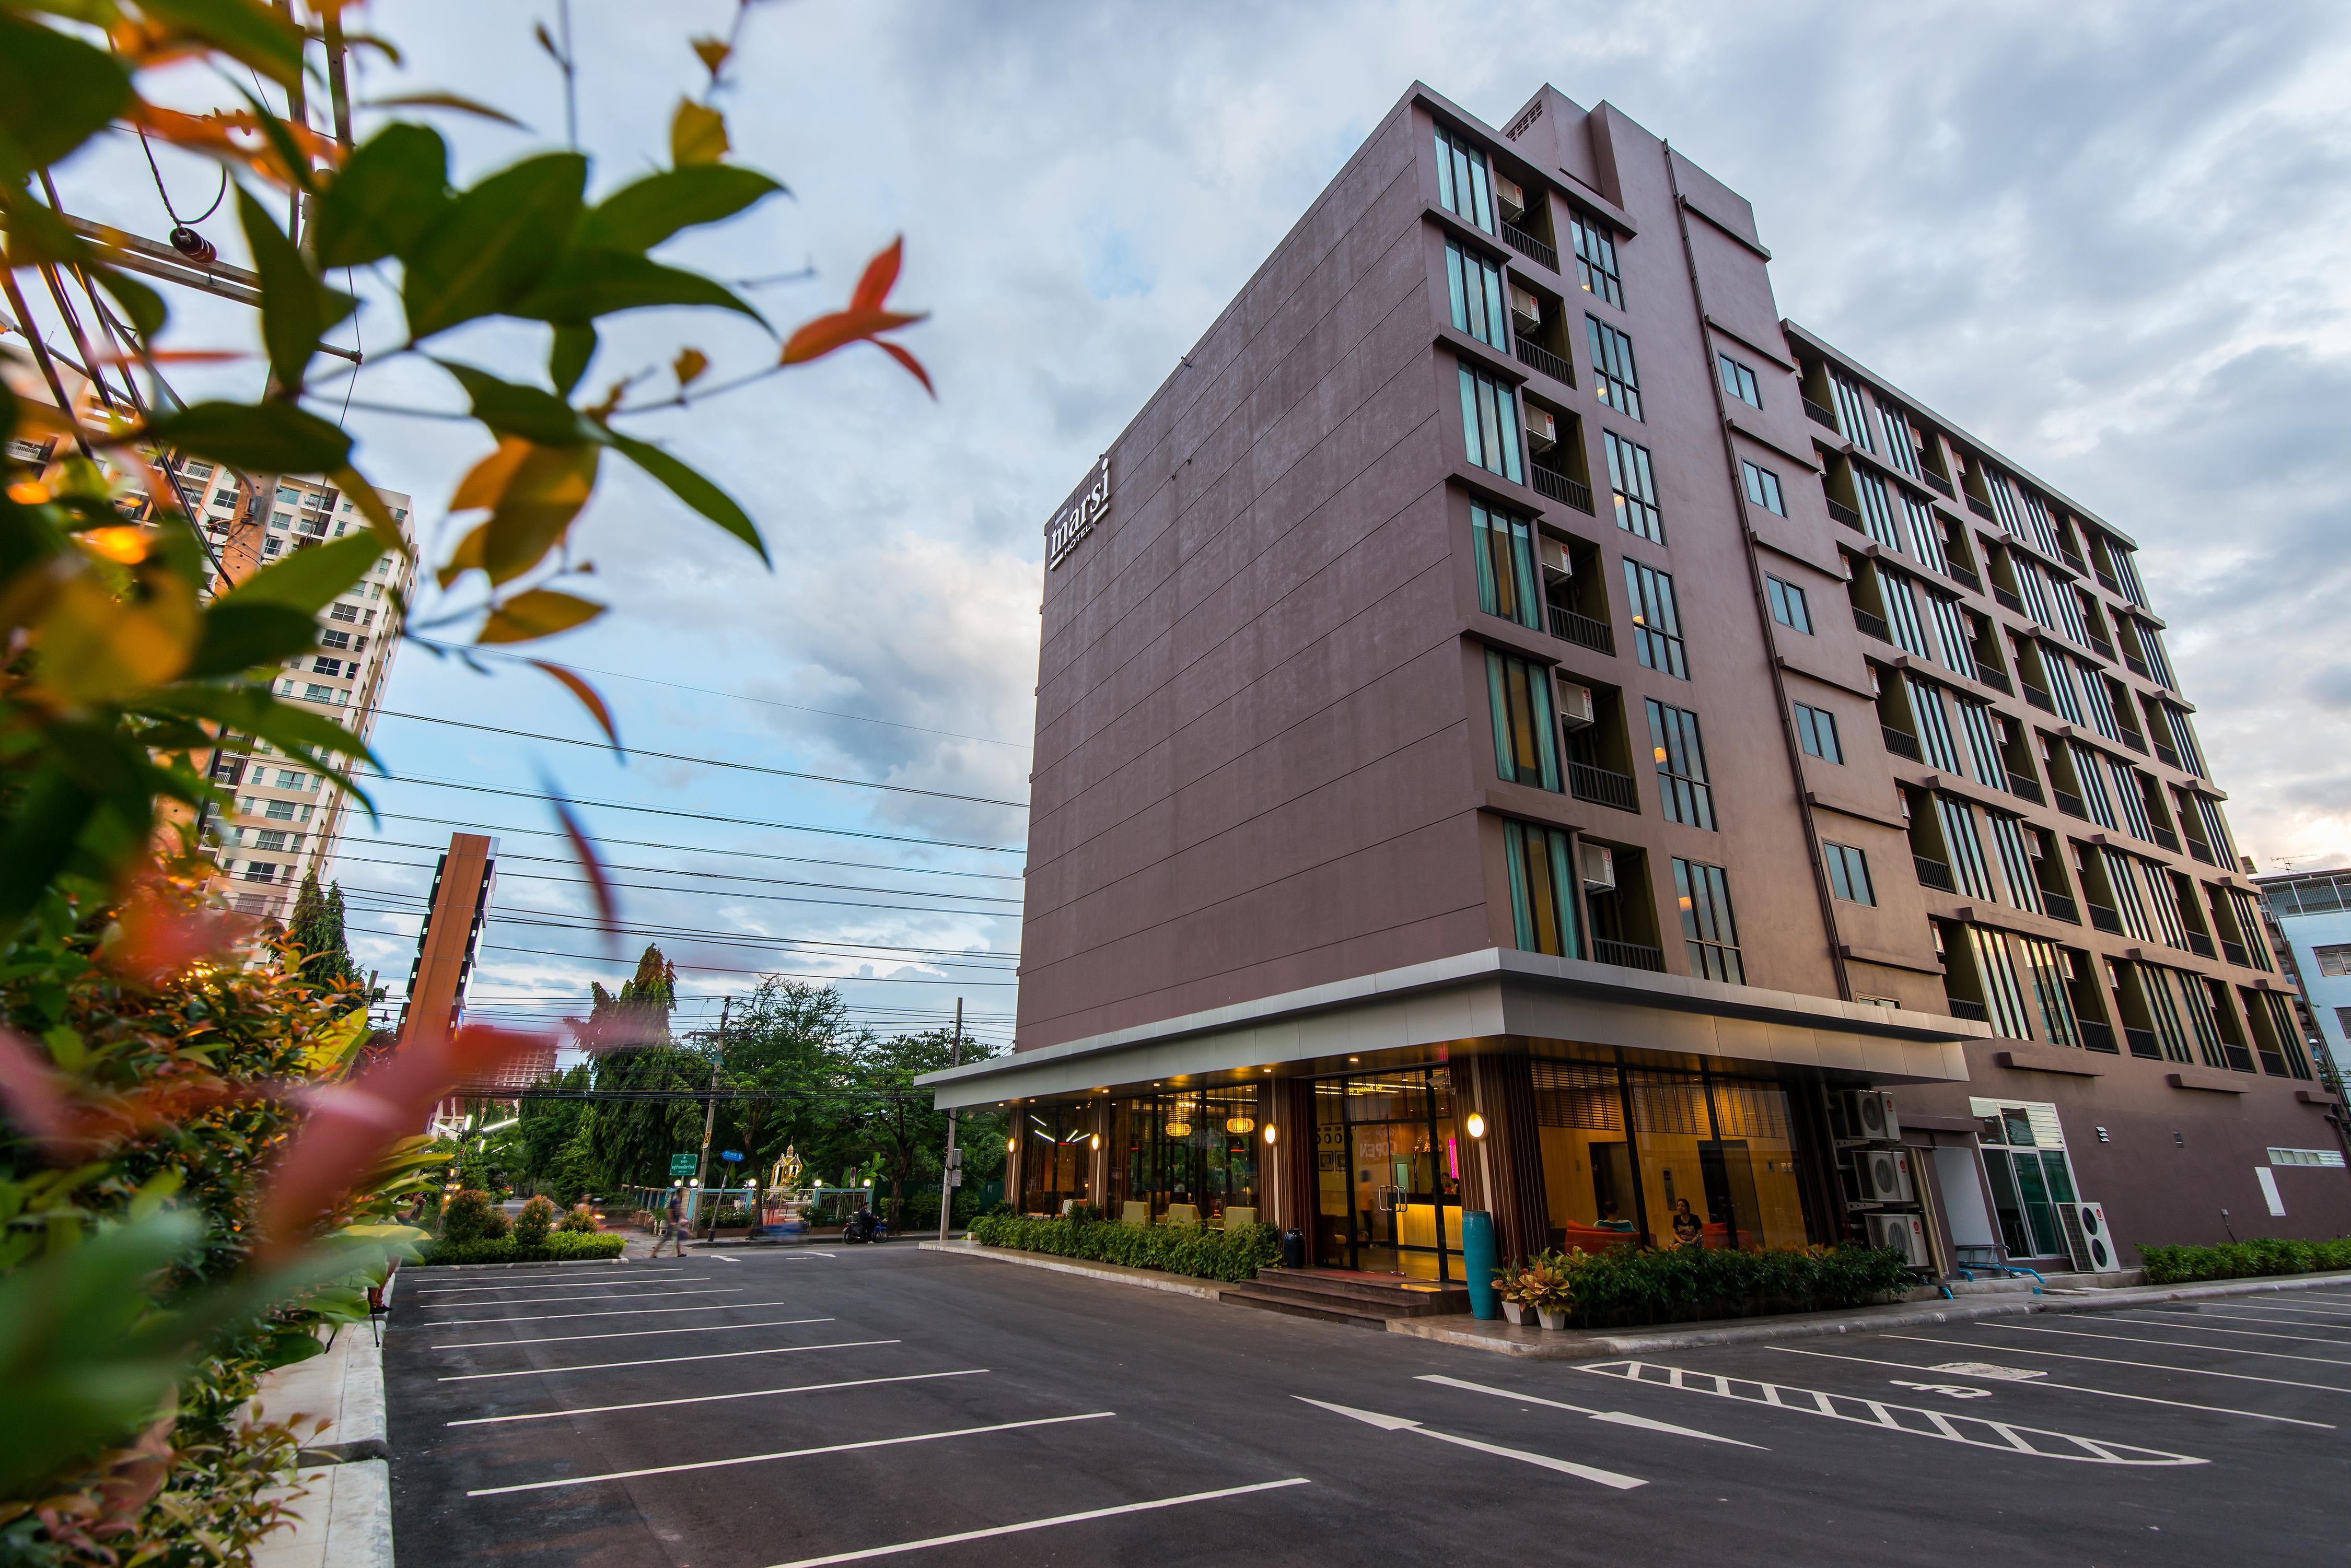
[2252, 868, 2351, 1135]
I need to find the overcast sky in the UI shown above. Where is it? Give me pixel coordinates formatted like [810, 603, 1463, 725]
[50, 0, 2351, 1040]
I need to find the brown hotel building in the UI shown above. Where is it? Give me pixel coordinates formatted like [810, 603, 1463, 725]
[922, 83, 2351, 1284]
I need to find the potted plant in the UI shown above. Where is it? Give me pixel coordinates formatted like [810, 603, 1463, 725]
[1493, 1262, 1530, 1325]
[1522, 1259, 1575, 1330]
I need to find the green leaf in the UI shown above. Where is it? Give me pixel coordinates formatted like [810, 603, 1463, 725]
[478, 589, 603, 644]
[139, 0, 307, 87]
[0, 15, 134, 181]
[88, 264, 166, 338]
[312, 123, 451, 268]
[437, 361, 596, 446]
[514, 250, 766, 329]
[0, 765, 100, 934]
[238, 186, 356, 391]
[139, 685, 378, 774]
[577, 166, 787, 254]
[220, 530, 385, 615]
[607, 431, 766, 566]
[187, 601, 319, 678]
[138, 402, 354, 475]
[402, 152, 587, 342]
[549, 325, 596, 399]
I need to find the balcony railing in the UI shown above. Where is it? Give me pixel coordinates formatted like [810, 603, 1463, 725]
[2022, 684, 2056, 714]
[2041, 890, 2080, 924]
[2006, 775, 2045, 805]
[2088, 635, 2117, 664]
[1913, 854, 1956, 892]
[2150, 824, 2181, 854]
[1567, 760, 1640, 814]
[1947, 563, 1983, 594]
[1993, 584, 2025, 614]
[1882, 726, 1924, 762]
[1976, 664, 2013, 695]
[1803, 397, 1838, 431]
[1529, 464, 1595, 514]
[2184, 837, 2218, 867]
[1593, 937, 1666, 973]
[1828, 498, 1864, 532]
[1500, 221, 1559, 273]
[2123, 650, 2151, 679]
[2061, 549, 2091, 576]
[2119, 728, 2148, 755]
[1548, 602, 1614, 656]
[1515, 337, 1574, 386]
[2185, 930, 2216, 960]
[1924, 470, 1956, 500]
[1854, 606, 1892, 644]
[2088, 902, 2123, 934]
[2222, 939, 2250, 968]
[1966, 494, 1996, 521]
[2125, 1026, 2160, 1059]
[2094, 565, 2121, 595]
[2055, 789, 2088, 821]
[1948, 998, 1991, 1023]
[2079, 1019, 2118, 1053]
[2152, 739, 2181, 771]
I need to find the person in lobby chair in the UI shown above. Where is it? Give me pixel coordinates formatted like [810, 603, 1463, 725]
[1670, 1198, 1705, 1248]
[1593, 1199, 1636, 1232]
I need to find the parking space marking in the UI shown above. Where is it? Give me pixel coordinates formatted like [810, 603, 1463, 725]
[1414, 1374, 1764, 1448]
[413, 1274, 631, 1292]
[434, 1315, 834, 1350]
[1577, 1361, 2206, 1465]
[464, 1412, 1115, 1496]
[761, 1478, 1312, 1568]
[415, 1288, 747, 1307]
[427, 1298, 785, 1328]
[1767, 1347, 2334, 1428]
[711, 1254, 742, 1263]
[439, 1337, 898, 1382]
[1297, 1398, 1647, 1489]
[2112, 1312, 2351, 1345]
[1881, 1334, 2351, 1394]
[447, 1369, 991, 1426]
[2164, 1301, 2351, 1322]
[1986, 1321, 2351, 1369]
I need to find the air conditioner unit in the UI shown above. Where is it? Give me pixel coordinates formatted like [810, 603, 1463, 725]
[1866, 1211, 1929, 1267]
[1523, 405, 1557, 453]
[1539, 535, 1572, 580]
[1840, 1089, 1902, 1144]
[1579, 843, 1615, 891]
[1494, 174, 1527, 223]
[1853, 1146, 1914, 1204]
[2056, 1201, 2116, 1273]
[1509, 283, 1542, 329]
[1556, 681, 1596, 730]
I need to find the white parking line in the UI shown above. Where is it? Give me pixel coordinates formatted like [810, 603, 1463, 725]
[1986, 1321, 2351, 1370]
[763, 1478, 1312, 1568]
[413, 1274, 629, 1291]
[465, 1412, 1115, 1495]
[448, 1369, 990, 1426]
[1297, 1398, 1647, 1489]
[1415, 1374, 1764, 1448]
[427, 1298, 797, 1329]
[1767, 1347, 2334, 1428]
[435, 1316, 834, 1350]
[414, 1288, 746, 1307]
[712, 1254, 742, 1263]
[2111, 1313, 2351, 1345]
[2159, 1300, 2351, 1321]
[439, 1338, 899, 1382]
[1881, 1334, 2351, 1394]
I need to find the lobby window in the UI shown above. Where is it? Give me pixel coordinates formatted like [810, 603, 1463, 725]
[1823, 842, 1876, 905]
[1470, 501, 1542, 630]
[1433, 122, 1495, 233]
[1621, 559, 1687, 678]
[1673, 857, 1745, 984]
[1457, 361, 1524, 484]
[1741, 461, 1785, 517]
[1487, 649, 1562, 791]
[1445, 238, 1509, 348]
[1569, 208, 1623, 308]
[1718, 354, 1761, 408]
[1794, 701, 1843, 763]
[1645, 699, 1715, 829]
[1766, 576, 1812, 633]
[1603, 430, 1662, 543]
[1586, 317, 1643, 421]
[1505, 820, 1582, 958]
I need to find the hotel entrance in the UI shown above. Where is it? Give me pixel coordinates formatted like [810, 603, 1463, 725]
[1312, 1068, 1464, 1280]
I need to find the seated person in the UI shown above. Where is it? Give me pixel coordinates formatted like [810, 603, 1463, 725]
[1669, 1198, 1705, 1248]
[1592, 1199, 1637, 1233]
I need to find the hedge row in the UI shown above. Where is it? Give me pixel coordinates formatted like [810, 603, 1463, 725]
[1540, 1243, 1915, 1329]
[415, 1232, 629, 1266]
[2138, 1236, 2351, 1285]
[967, 1211, 1281, 1282]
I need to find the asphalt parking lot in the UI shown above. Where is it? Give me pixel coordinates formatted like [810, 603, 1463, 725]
[386, 1248, 2351, 1566]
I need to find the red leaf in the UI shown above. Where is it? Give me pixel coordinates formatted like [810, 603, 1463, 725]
[0, 1029, 70, 1145]
[877, 341, 935, 399]
[546, 782, 620, 942]
[778, 307, 925, 367]
[849, 236, 904, 313]
[529, 660, 621, 750]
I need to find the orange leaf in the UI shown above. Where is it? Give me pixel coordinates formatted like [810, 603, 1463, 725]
[779, 307, 925, 367]
[546, 783, 620, 941]
[477, 588, 603, 643]
[529, 659, 621, 750]
[450, 436, 532, 512]
[671, 99, 728, 167]
[877, 341, 936, 399]
[851, 237, 904, 313]
[691, 36, 731, 75]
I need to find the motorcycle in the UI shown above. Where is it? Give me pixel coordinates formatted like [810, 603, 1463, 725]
[841, 1206, 889, 1244]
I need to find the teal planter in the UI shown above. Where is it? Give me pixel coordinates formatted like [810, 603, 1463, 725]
[1461, 1209, 1499, 1319]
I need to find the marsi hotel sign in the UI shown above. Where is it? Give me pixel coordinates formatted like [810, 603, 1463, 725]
[1044, 453, 1111, 569]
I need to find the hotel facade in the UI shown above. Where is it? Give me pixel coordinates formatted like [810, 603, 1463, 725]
[921, 84, 2351, 1285]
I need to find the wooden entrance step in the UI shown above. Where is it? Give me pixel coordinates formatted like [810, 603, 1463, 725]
[1222, 1269, 1472, 1329]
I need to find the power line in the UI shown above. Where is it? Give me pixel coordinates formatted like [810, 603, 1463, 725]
[328, 873, 1022, 921]
[354, 813, 1022, 882]
[374, 711, 1030, 810]
[320, 848, 1024, 907]
[333, 903, 1021, 965]
[469, 941, 1018, 982]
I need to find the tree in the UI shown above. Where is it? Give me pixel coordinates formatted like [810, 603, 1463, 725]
[843, 1028, 1001, 1234]
[285, 872, 357, 993]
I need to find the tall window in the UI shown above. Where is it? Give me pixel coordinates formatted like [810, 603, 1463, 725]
[1719, 354, 1761, 407]
[1741, 461, 1785, 516]
[1570, 209, 1622, 307]
[1927, 591, 1976, 680]
[1673, 858, 1745, 984]
[1823, 842, 1875, 905]
[1622, 559, 1686, 677]
[1434, 123, 1494, 233]
[1457, 361, 1524, 484]
[1853, 470, 1902, 552]
[1828, 371, 1874, 451]
[1604, 431, 1662, 543]
[1471, 501, 1542, 629]
[1767, 576, 1812, 633]
[1586, 317, 1643, 421]
[1877, 396, 1921, 478]
[1646, 699, 1715, 829]
[1794, 701, 1843, 762]
[1445, 238, 1508, 348]
[1504, 820, 1581, 957]
[1486, 649, 1561, 791]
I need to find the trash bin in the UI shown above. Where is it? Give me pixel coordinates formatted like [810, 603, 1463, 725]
[1279, 1228, 1306, 1270]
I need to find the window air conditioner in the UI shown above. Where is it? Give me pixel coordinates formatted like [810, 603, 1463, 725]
[2055, 1201, 2115, 1273]
[1509, 283, 1542, 329]
[1556, 681, 1596, 730]
[1854, 1146, 1914, 1203]
[1494, 174, 1526, 224]
[1539, 535, 1572, 580]
[1523, 405, 1557, 453]
[1579, 843, 1615, 891]
[1865, 1211, 1929, 1267]
[1840, 1089, 1902, 1144]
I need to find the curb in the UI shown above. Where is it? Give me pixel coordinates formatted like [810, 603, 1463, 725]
[404, 1256, 630, 1270]
[248, 1269, 398, 1568]
[915, 1239, 1228, 1301]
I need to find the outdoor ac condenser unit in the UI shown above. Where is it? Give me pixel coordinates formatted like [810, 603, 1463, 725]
[1556, 681, 1596, 730]
[2056, 1201, 2116, 1273]
[1866, 1211, 1930, 1267]
[1539, 534, 1572, 579]
[1523, 405, 1557, 452]
[1509, 282, 1542, 328]
[1494, 174, 1527, 223]
[1840, 1088, 1902, 1144]
[1853, 1146, 1914, 1204]
[1580, 842, 1615, 891]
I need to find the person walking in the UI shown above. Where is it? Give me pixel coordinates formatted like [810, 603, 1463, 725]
[660, 1187, 688, 1258]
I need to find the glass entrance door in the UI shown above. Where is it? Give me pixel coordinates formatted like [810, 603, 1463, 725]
[1312, 1069, 1462, 1280]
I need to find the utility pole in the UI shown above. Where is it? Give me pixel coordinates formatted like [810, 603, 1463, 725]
[691, 997, 728, 1231]
[936, 997, 963, 1241]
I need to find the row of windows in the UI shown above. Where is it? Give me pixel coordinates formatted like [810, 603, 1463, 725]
[1505, 820, 1748, 988]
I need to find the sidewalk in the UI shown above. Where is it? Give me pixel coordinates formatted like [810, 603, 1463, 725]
[245, 1271, 399, 1568]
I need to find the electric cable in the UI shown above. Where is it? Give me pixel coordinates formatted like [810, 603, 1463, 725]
[345, 813, 1021, 883]
[316, 847, 1023, 906]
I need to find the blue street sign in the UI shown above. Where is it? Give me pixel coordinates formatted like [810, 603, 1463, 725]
[720, 1150, 742, 1162]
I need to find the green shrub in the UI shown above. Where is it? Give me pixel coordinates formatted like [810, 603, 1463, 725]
[557, 1205, 599, 1235]
[712, 1206, 754, 1228]
[513, 1196, 556, 1247]
[2139, 1236, 2351, 1284]
[967, 1212, 1281, 1283]
[440, 1189, 508, 1245]
[1528, 1243, 1914, 1329]
[416, 1232, 627, 1266]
